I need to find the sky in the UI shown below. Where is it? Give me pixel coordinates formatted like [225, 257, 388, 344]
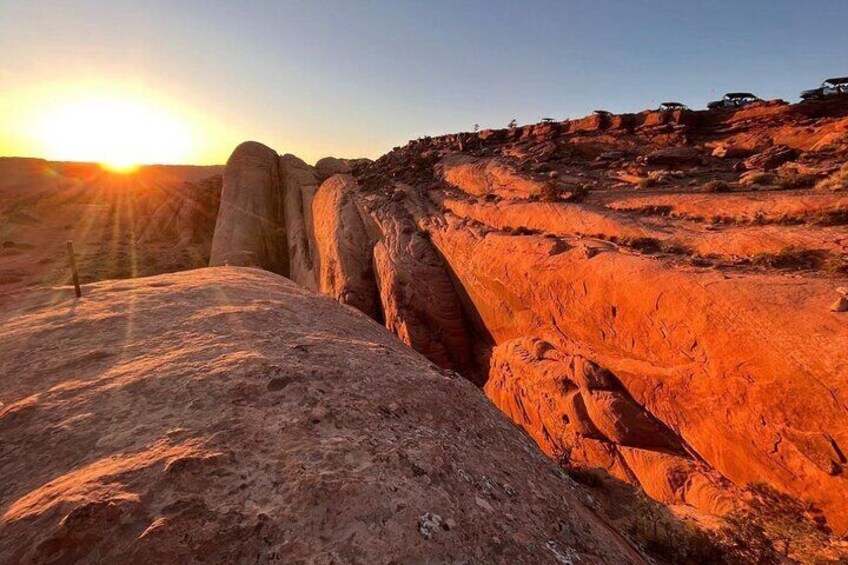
[1, 0, 847, 165]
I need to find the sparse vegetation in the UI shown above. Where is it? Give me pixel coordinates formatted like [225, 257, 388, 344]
[701, 180, 731, 193]
[612, 236, 690, 255]
[816, 163, 848, 192]
[714, 483, 838, 563]
[777, 172, 818, 190]
[637, 177, 657, 189]
[740, 171, 775, 187]
[749, 247, 827, 271]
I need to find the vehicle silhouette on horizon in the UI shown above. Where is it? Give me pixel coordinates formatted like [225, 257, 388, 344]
[707, 92, 761, 110]
[800, 77, 848, 101]
[658, 102, 689, 111]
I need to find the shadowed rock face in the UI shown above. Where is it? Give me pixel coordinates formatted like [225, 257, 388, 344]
[210, 141, 288, 273]
[312, 174, 382, 320]
[210, 98, 848, 532]
[0, 268, 643, 564]
[279, 154, 319, 290]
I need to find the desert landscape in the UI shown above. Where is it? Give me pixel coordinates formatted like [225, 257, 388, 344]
[2, 95, 847, 563]
[2, 2, 848, 563]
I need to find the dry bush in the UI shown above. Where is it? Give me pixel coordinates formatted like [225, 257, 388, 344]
[701, 180, 731, 193]
[740, 171, 775, 187]
[714, 483, 838, 563]
[750, 247, 827, 270]
[637, 177, 658, 189]
[777, 172, 818, 190]
[816, 163, 848, 192]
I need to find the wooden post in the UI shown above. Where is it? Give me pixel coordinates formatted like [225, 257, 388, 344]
[66, 240, 81, 298]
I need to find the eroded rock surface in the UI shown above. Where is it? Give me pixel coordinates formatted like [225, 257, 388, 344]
[209, 141, 288, 273]
[0, 268, 642, 564]
[206, 98, 848, 532]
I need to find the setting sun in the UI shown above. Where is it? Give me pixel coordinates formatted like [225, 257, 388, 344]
[38, 95, 192, 169]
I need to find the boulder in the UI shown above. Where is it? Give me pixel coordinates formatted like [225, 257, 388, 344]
[644, 147, 705, 167]
[312, 174, 381, 320]
[744, 145, 800, 171]
[209, 142, 288, 274]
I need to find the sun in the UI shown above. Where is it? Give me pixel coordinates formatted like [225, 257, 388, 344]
[39, 94, 192, 169]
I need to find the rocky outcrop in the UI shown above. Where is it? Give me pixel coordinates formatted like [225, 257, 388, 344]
[209, 142, 288, 273]
[370, 212, 472, 373]
[429, 215, 848, 531]
[312, 174, 381, 320]
[437, 154, 547, 200]
[204, 97, 848, 533]
[0, 268, 643, 563]
[484, 337, 735, 514]
[279, 154, 319, 290]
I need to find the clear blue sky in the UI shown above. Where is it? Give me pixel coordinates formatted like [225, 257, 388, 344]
[2, 0, 847, 164]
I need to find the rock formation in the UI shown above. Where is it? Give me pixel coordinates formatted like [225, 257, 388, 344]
[0, 268, 642, 563]
[209, 141, 288, 273]
[205, 97, 848, 533]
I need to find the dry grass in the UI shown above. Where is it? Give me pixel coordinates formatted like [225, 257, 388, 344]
[701, 180, 731, 193]
[749, 248, 828, 271]
[816, 164, 848, 192]
[777, 172, 819, 190]
[740, 171, 775, 187]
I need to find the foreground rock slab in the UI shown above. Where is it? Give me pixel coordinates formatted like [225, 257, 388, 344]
[0, 268, 642, 564]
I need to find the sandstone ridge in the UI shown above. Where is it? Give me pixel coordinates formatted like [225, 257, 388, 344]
[210, 97, 848, 533]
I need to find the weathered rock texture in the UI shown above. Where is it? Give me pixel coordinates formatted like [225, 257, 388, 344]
[206, 98, 848, 532]
[0, 268, 642, 564]
[209, 142, 288, 273]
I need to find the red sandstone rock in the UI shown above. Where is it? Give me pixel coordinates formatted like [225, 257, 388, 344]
[209, 141, 288, 273]
[312, 174, 381, 320]
[0, 268, 642, 563]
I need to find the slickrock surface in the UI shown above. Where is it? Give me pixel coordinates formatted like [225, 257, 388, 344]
[0, 268, 642, 564]
[206, 98, 848, 532]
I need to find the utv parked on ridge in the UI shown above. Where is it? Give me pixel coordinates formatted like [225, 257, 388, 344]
[800, 77, 848, 101]
[707, 92, 760, 110]
[658, 102, 689, 111]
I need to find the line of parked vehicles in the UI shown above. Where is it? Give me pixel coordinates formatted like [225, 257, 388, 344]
[655, 76, 848, 112]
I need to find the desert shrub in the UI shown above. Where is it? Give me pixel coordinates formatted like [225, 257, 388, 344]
[701, 180, 731, 193]
[637, 177, 658, 189]
[740, 171, 775, 187]
[539, 180, 561, 202]
[627, 492, 729, 564]
[714, 511, 781, 564]
[566, 467, 605, 488]
[810, 207, 848, 226]
[777, 172, 818, 190]
[816, 163, 848, 192]
[626, 205, 674, 217]
[613, 236, 690, 255]
[715, 483, 833, 562]
[823, 254, 848, 275]
[551, 442, 573, 467]
[750, 247, 827, 270]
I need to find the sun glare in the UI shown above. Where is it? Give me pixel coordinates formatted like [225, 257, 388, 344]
[39, 95, 192, 169]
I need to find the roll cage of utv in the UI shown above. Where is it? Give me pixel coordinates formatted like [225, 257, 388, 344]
[658, 102, 689, 111]
[707, 92, 760, 110]
[800, 77, 848, 101]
